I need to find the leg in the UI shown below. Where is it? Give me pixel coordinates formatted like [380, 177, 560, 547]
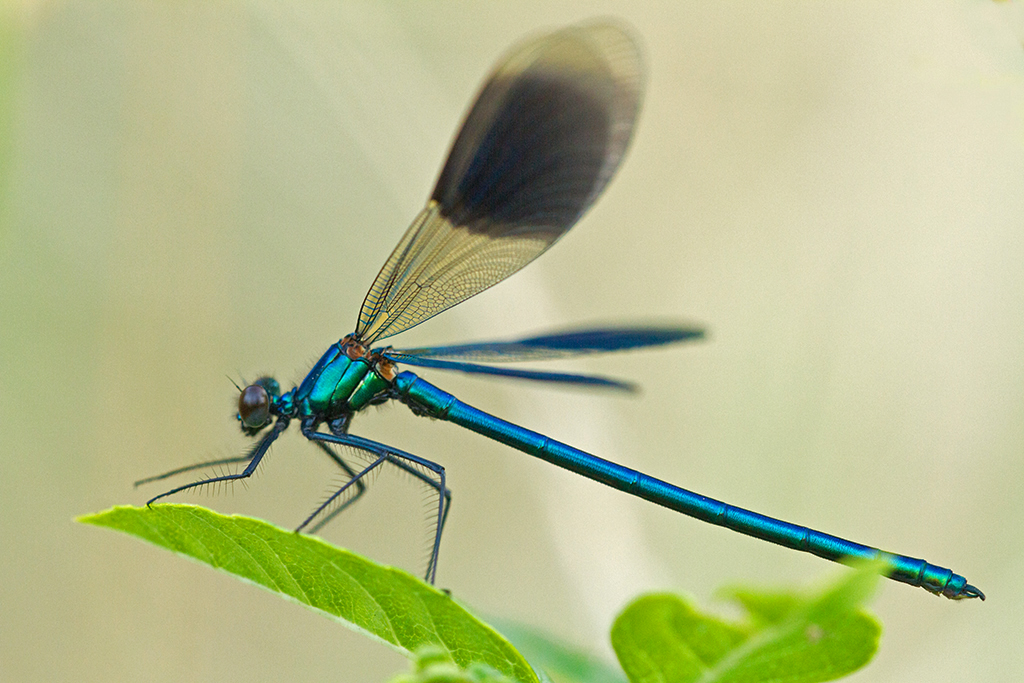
[135, 455, 255, 487]
[301, 414, 368, 533]
[307, 440, 368, 529]
[306, 418, 451, 536]
[144, 416, 290, 505]
[322, 432, 452, 549]
[300, 425, 450, 584]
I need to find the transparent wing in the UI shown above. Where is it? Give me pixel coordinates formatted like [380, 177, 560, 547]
[356, 21, 644, 344]
[387, 324, 704, 363]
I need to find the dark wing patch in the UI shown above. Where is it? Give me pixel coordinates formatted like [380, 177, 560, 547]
[356, 22, 644, 344]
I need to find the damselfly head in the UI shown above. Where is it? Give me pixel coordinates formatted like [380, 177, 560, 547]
[237, 376, 280, 433]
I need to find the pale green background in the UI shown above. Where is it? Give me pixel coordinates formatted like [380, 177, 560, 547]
[1, 2, 1022, 682]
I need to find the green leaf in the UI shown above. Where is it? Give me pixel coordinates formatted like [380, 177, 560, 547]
[610, 567, 882, 683]
[79, 505, 539, 683]
[610, 594, 748, 683]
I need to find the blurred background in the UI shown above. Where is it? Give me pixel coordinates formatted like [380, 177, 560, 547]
[1, 1, 1022, 681]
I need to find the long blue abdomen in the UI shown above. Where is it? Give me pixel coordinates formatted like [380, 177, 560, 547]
[394, 370, 977, 599]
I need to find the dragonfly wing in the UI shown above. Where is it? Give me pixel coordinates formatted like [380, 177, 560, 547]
[383, 354, 637, 392]
[356, 22, 644, 344]
[389, 324, 705, 363]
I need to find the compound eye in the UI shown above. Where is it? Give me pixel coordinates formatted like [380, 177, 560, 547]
[238, 384, 270, 428]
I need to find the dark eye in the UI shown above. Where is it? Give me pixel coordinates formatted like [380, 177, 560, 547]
[238, 384, 270, 428]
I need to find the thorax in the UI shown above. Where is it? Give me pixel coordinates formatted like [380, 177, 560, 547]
[293, 335, 396, 419]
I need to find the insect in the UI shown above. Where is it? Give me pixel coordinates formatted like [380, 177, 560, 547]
[138, 21, 982, 600]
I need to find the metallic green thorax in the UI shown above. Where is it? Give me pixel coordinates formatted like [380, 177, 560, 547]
[293, 341, 391, 418]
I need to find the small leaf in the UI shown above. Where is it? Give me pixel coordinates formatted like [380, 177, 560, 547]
[79, 505, 538, 683]
[611, 594, 747, 682]
[388, 646, 515, 683]
[611, 568, 882, 683]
